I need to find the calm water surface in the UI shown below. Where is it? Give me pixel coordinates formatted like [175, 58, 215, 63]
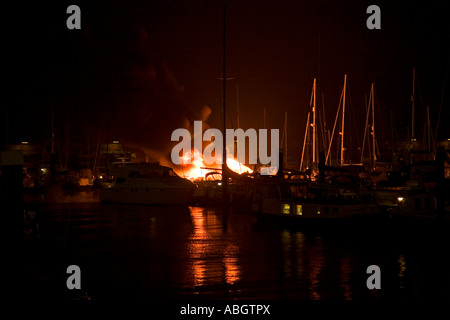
[24, 199, 450, 302]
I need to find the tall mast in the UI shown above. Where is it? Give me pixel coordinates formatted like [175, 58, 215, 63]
[284, 111, 288, 169]
[340, 74, 347, 166]
[371, 83, 376, 169]
[321, 93, 327, 158]
[236, 81, 240, 129]
[222, 4, 228, 202]
[427, 105, 432, 159]
[312, 78, 317, 165]
[50, 103, 56, 182]
[361, 93, 370, 164]
[361, 83, 376, 168]
[51, 105, 55, 155]
[411, 67, 416, 141]
[325, 88, 343, 166]
[300, 111, 310, 171]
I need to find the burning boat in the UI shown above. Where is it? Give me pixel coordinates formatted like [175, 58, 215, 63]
[188, 168, 255, 207]
[99, 162, 195, 205]
[175, 149, 256, 206]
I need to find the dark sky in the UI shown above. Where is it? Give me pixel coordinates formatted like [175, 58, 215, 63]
[8, 0, 450, 164]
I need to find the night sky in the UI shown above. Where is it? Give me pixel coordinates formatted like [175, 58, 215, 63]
[8, 0, 450, 166]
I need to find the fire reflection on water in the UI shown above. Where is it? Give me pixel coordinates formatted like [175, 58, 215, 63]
[187, 207, 241, 287]
[32, 202, 442, 300]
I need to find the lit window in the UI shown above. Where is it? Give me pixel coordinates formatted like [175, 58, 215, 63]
[296, 205, 303, 215]
[282, 203, 290, 214]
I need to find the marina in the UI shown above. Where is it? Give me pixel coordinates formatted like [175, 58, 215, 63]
[18, 146, 450, 303]
[6, 0, 450, 308]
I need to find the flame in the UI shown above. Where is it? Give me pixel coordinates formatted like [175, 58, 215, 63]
[176, 148, 253, 181]
[226, 157, 253, 175]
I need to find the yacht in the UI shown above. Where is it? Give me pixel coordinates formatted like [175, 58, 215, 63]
[251, 178, 380, 226]
[100, 162, 195, 205]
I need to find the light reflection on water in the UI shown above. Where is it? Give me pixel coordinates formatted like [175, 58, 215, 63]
[188, 207, 241, 287]
[32, 202, 450, 300]
[398, 254, 407, 290]
[185, 208, 362, 299]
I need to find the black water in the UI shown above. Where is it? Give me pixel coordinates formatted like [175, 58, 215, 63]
[23, 199, 450, 303]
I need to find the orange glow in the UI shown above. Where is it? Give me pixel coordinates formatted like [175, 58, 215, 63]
[224, 244, 240, 285]
[176, 148, 253, 181]
[188, 207, 241, 286]
[226, 157, 253, 175]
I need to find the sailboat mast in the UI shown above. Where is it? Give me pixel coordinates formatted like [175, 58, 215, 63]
[411, 67, 415, 141]
[51, 105, 55, 155]
[321, 93, 328, 158]
[325, 89, 342, 166]
[371, 83, 376, 169]
[427, 105, 432, 159]
[284, 111, 288, 169]
[340, 74, 347, 166]
[361, 94, 369, 164]
[312, 78, 317, 165]
[300, 111, 310, 171]
[236, 82, 240, 129]
[222, 4, 228, 202]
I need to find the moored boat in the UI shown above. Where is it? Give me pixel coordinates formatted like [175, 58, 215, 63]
[251, 178, 380, 227]
[100, 162, 195, 205]
[188, 169, 254, 207]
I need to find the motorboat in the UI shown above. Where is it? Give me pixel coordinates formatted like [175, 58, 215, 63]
[100, 162, 195, 205]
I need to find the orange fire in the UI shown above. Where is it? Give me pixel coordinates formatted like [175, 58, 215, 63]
[176, 149, 253, 181]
